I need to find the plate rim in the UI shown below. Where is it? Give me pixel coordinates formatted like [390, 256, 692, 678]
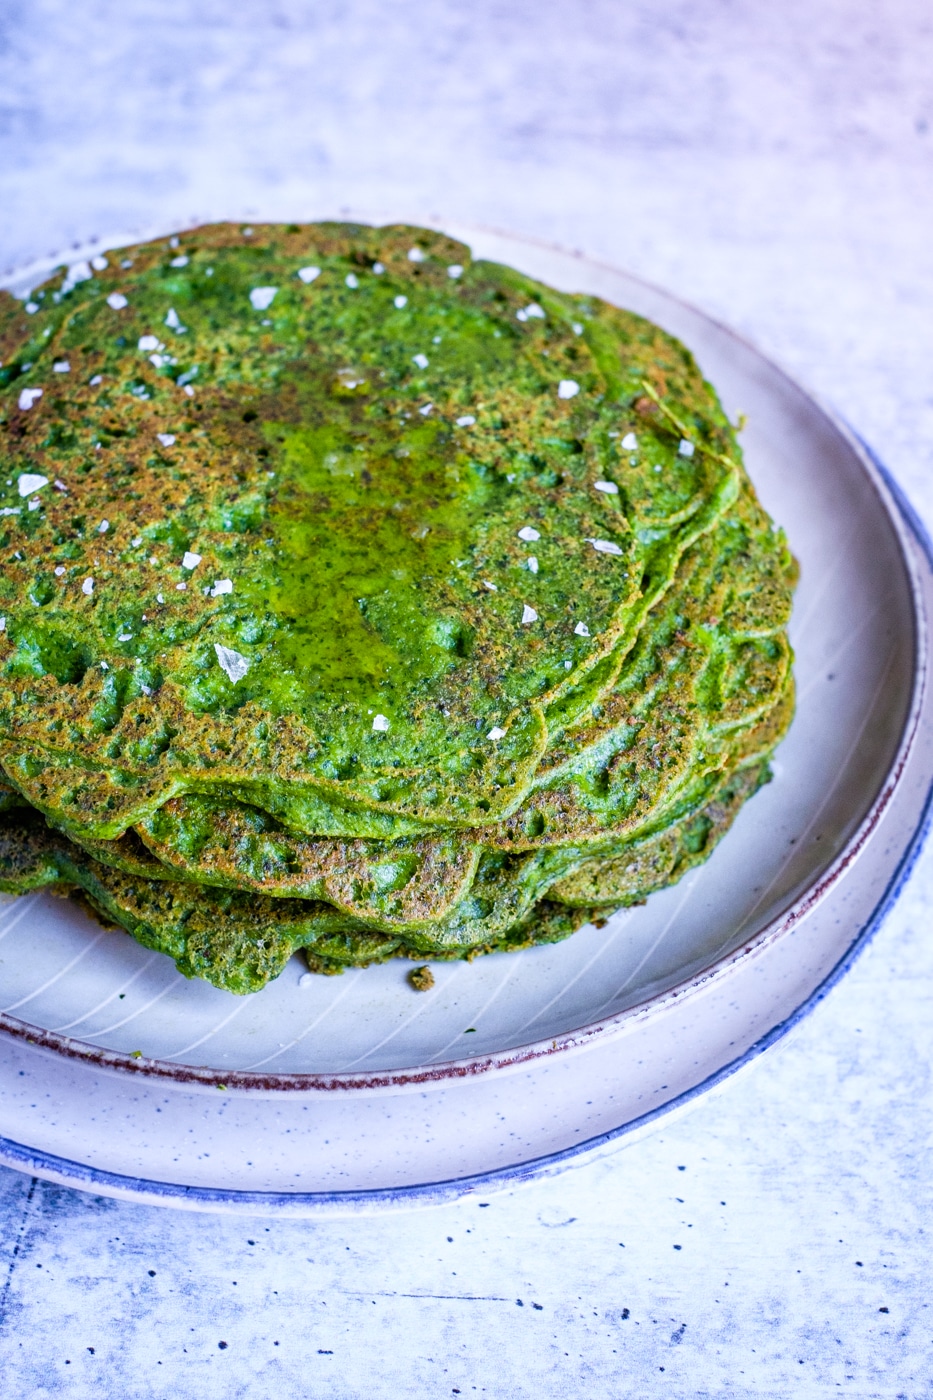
[0, 225, 925, 1095]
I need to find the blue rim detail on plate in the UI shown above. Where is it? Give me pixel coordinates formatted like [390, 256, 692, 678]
[0, 436, 927, 1215]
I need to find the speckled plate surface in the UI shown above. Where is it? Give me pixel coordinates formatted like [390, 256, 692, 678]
[0, 220, 928, 1214]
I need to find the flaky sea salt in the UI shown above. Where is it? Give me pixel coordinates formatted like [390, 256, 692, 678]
[298, 266, 321, 283]
[214, 643, 250, 683]
[517, 525, 540, 542]
[521, 604, 538, 624]
[594, 480, 618, 494]
[372, 713, 390, 732]
[210, 579, 233, 597]
[182, 551, 202, 570]
[157, 433, 176, 447]
[17, 473, 48, 497]
[574, 622, 590, 637]
[447, 264, 464, 279]
[558, 380, 580, 399]
[456, 415, 476, 427]
[52, 361, 70, 373]
[18, 388, 43, 412]
[621, 432, 638, 451]
[487, 726, 506, 740]
[394, 295, 408, 309]
[679, 439, 695, 457]
[586, 538, 624, 556]
[412, 353, 429, 369]
[249, 287, 277, 311]
[107, 293, 128, 310]
[408, 247, 425, 262]
[82, 578, 94, 595]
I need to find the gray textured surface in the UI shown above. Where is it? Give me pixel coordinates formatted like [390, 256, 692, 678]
[1, 2, 932, 1395]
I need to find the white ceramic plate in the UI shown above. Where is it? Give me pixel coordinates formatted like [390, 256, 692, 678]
[0, 220, 929, 1214]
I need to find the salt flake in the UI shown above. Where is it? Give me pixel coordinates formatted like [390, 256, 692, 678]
[52, 361, 70, 373]
[679, 439, 695, 457]
[98, 519, 109, 533]
[298, 266, 321, 283]
[394, 295, 408, 309]
[418, 403, 433, 416]
[165, 308, 187, 333]
[249, 287, 277, 311]
[521, 604, 538, 624]
[210, 578, 233, 597]
[372, 713, 390, 732]
[138, 335, 160, 352]
[586, 538, 624, 556]
[574, 622, 590, 637]
[345, 273, 359, 289]
[18, 388, 43, 412]
[82, 578, 94, 595]
[408, 247, 425, 262]
[621, 432, 638, 450]
[157, 433, 176, 447]
[527, 556, 539, 574]
[517, 525, 540, 542]
[594, 480, 618, 495]
[107, 293, 128, 310]
[17, 473, 48, 497]
[412, 353, 429, 370]
[447, 264, 464, 279]
[91, 255, 108, 271]
[182, 551, 202, 570]
[170, 255, 189, 267]
[214, 643, 250, 684]
[558, 380, 580, 400]
[456, 415, 475, 427]
[487, 726, 506, 740]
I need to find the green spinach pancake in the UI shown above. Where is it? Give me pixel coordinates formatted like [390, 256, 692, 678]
[0, 222, 796, 992]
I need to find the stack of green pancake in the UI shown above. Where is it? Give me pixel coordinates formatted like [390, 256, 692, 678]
[0, 222, 796, 993]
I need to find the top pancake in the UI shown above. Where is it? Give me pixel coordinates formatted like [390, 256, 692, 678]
[0, 222, 744, 839]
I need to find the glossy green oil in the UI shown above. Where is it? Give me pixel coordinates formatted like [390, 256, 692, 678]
[254, 394, 501, 706]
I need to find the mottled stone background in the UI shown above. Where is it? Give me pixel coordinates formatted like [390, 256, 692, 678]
[1, 2, 932, 1395]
